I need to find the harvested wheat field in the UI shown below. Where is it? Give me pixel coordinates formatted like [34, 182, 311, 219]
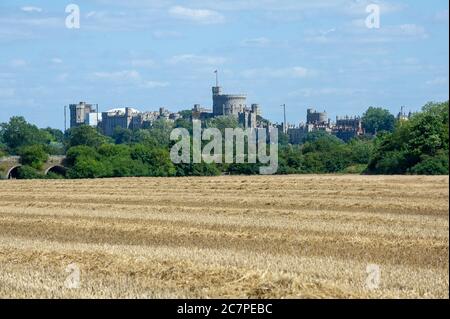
[0, 175, 448, 299]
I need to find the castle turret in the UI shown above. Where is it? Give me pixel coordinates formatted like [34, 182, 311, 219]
[212, 86, 222, 96]
[251, 104, 261, 116]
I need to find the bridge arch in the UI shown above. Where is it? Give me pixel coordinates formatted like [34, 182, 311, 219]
[44, 165, 67, 177]
[6, 165, 22, 179]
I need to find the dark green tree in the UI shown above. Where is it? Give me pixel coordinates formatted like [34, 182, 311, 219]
[0, 116, 50, 152]
[362, 107, 396, 135]
[112, 127, 133, 145]
[131, 144, 176, 177]
[205, 116, 240, 132]
[16, 166, 44, 179]
[367, 101, 449, 175]
[66, 157, 109, 179]
[18, 145, 49, 169]
[65, 145, 99, 166]
[147, 120, 175, 148]
[66, 125, 110, 148]
[42, 127, 64, 143]
[347, 138, 374, 164]
[409, 151, 449, 175]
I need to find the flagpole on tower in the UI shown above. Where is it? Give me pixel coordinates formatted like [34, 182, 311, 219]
[214, 70, 218, 87]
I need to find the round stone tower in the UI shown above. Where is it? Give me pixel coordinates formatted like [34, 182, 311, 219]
[212, 86, 247, 117]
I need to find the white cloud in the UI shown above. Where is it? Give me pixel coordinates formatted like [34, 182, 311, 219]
[91, 70, 168, 89]
[168, 54, 226, 65]
[130, 59, 155, 68]
[21, 6, 43, 13]
[426, 77, 449, 86]
[86, 11, 98, 18]
[308, 21, 429, 44]
[10, 59, 27, 67]
[344, 0, 404, 16]
[152, 30, 182, 39]
[140, 81, 170, 89]
[0, 17, 62, 28]
[435, 9, 449, 23]
[289, 87, 367, 98]
[169, 6, 225, 24]
[242, 66, 314, 79]
[241, 37, 271, 47]
[93, 70, 141, 81]
[397, 24, 427, 38]
[51, 58, 63, 64]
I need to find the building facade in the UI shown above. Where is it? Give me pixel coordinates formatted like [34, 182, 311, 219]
[69, 102, 101, 128]
[307, 108, 328, 125]
[333, 116, 364, 141]
[287, 109, 365, 144]
[101, 107, 139, 136]
[210, 86, 260, 129]
[212, 86, 247, 117]
[99, 107, 182, 136]
[69, 82, 262, 136]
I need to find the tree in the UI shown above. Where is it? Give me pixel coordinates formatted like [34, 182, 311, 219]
[174, 118, 193, 135]
[42, 127, 64, 143]
[409, 151, 449, 175]
[347, 138, 374, 164]
[16, 166, 44, 179]
[205, 116, 240, 132]
[18, 145, 49, 169]
[147, 120, 175, 148]
[302, 132, 344, 153]
[66, 125, 109, 148]
[66, 145, 99, 166]
[0, 116, 50, 152]
[0, 144, 6, 158]
[112, 127, 133, 145]
[66, 157, 108, 179]
[179, 110, 193, 119]
[106, 157, 149, 177]
[177, 162, 222, 176]
[131, 144, 176, 177]
[98, 144, 130, 158]
[302, 131, 342, 145]
[362, 107, 396, 135]
[278, 132, 289, 146]
[367, 101, 449, 175]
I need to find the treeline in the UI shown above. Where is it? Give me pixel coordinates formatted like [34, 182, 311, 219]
[367, 102, 449, 174]
[0, 101, 448, 178]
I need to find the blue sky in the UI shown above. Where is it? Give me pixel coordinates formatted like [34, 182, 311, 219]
[0, 0, 448, 129]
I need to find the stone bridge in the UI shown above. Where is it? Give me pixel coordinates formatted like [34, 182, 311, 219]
[0, 156, 67, 179]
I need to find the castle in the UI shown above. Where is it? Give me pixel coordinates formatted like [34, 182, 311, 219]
[69, 75, 375, 143]
[70, 81, 262, 135]
[287, 109, 364, 143]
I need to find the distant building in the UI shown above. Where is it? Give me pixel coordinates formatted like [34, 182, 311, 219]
[251, 104, 261, 117]
[101, 107, 140, 136]
[397, 106, 413, 121]
[287, 108, 364, 144]
[70, 80, 263, 136]
[69, 102, 101, 128]
[333, 116, 364, 142]
[210, 86, 260, 128]
[99, 107, 182, 136]
[287, 127, 307, 145]
[307, 108, 328, 125]
[192, 104, 213, 121]
[212, 86, 247, 117]
[238, 110, 257, 129]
